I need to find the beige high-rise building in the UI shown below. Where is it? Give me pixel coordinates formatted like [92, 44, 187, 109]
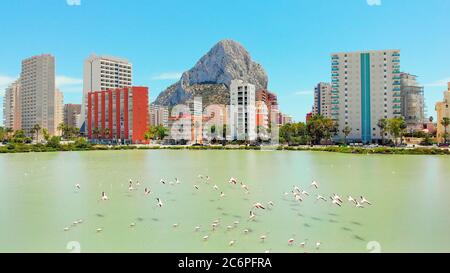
[149, 104, 169, 128]
[64, 104, 81, 128]
[20, 54, 57, 135]
[436, 83, 450, 143]
[55, 89, 64, 135]
[2, 80, 21, 131]
[80, 55, 132, 132]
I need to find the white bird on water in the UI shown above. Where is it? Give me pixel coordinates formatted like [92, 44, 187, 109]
[288, 238, 295, 245]
[301, 189, 310, 196]
[260, 235, 267, 242]
[195, 226, 201, 232]
[175, 178, 180, 184]
[128, 181, 134, 191]
[156, 198, 163, 207]
[220, 192, 225, 198]
[268, 201, 274, 207]
[310, 180, 319, 189]
[75, 184, 81, 190]
[355, 201, 364, 209]
[194, 185, 199, 190]
[96, 228, 103, 233]
[160, 179, 166, 185]
[129, 223, 136, 228]
[229, 240, 235, 246]
[213, 185, 219, 190]
[203, 235, 209, 241]
[316, 242, 322, 250]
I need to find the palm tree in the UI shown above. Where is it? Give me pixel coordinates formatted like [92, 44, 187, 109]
[57, 123, 67, 138]
[32, 124, 41, 142]
[342, 126, 352, 145]
[377, 119, 387, 145]
[441, 117, 450, 144]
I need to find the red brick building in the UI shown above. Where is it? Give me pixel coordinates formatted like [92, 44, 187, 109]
[87, 86, 149, 144]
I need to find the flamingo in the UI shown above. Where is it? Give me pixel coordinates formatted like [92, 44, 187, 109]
[316, 194, 327, 202]
[96, 228, 103, 233]
[194, 185, 199, 190]
[160, 179, 166, 185]
[229, 177, 237, 185]
[229, 240, 235, 246]
[300, 239, 308, 248]
[316, 242, 322, 250]
[295, 194, 303, 202]
[253, 202, 266, 210]
[129, 223, 136, 228]
[288, 238, 295, 245]
[332, 194, 343, 203]
[144, 187, 151, 196]
[260, 235, 267, 242]
[220, 192, 225, 198]
[330, 197, 342, 207]
[173, 223, 179, 228]
[310, 181, 319, 189]
[64, 227, 70, 231]
[268, 201, 274, 207]
[213, 185, 219, 190]
[175, 178, 180, 184]
[355, 201, 364, 208]
[249, 210, 256, 221]
[101, 192, 109, 201]
[203, 235, 209, 241]
[348, 196, 357, 205]
[301, 189, 310, 196]
[156, 198, 163, 207]
[195, 226, 201, 232]
[240, 182, 249, 193]
[360, 196, 372, 205]
[75, 184, 81, 190]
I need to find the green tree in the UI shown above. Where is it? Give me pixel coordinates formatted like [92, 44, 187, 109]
[42, 128, 50, 141]
[156, 125, 168, 140]
[342, 126, 352, 145]
[441, 117, 450, 144]
[46, 136, 61, 148]
[387, 117, 407, 146]
[377, 118, 388, 145]
[31, 124, 41, 142]
[306, 115, 337, 145]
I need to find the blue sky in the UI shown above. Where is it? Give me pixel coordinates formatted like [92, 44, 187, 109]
[1, 0, 450, 125]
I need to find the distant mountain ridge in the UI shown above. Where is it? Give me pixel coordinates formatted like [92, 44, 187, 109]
[154, 39, 268, 107]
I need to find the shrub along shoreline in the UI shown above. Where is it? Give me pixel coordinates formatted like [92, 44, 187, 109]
[1, 142, 449, 155]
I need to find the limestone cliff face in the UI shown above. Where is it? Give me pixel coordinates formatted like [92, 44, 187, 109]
[154, 40, 268, 107]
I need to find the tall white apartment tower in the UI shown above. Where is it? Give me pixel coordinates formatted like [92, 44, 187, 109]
[313, 82, 332, 118]
[3, 80, 21, 131]
[80, 55, 132, 132]
[229, 79, 256, 141]
[330, 50, 401, 143]
[55, 89, 64, 134]
[20, 54, 57, 135]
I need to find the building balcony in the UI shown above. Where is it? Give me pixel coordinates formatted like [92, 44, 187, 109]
[332, 68, 339, 71]
[393, 105, 401, 109]
[392, 53, 400, 57]
[332, 56, 339, 60]
[393, 99, 401, 103]
[392, 59, 400, 63]
[332, 62, 339, 66]
[332, 73, 339, 77]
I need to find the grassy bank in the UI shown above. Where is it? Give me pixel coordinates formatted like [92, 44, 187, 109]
[1, 143, 449, 155]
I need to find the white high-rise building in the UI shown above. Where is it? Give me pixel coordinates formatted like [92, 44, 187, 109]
[3, 80, 21, 131]
[20, 54, 57, 135]
[55, 89, 64, 134]
[80, 55, 132, 132]
[229, 79, 256, 141]
[150, 104, 169, 128]
[313, 82, 332, 118]
[330, 50, 401, 143]
[400, 72, 425, 126]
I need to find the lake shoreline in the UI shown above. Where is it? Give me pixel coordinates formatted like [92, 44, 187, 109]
[1, 143, 449, 155]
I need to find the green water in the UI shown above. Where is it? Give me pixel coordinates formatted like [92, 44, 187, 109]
[0, 150, 449, 253]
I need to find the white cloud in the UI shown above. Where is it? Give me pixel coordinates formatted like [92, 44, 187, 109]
[0, 75, 17, 97]
[56, 75, 83, 87]
[66, 0, 81, 6]
[293, 90, 313, 96]
[424, 77, 450, 88]
[151, 72, 182, 81]
[367, 0, 382, 6]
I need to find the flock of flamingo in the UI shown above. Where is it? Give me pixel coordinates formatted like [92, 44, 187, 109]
[67, 174, 372, 252]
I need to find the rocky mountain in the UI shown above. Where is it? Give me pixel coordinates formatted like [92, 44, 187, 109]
[154, 39, 268, 107]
